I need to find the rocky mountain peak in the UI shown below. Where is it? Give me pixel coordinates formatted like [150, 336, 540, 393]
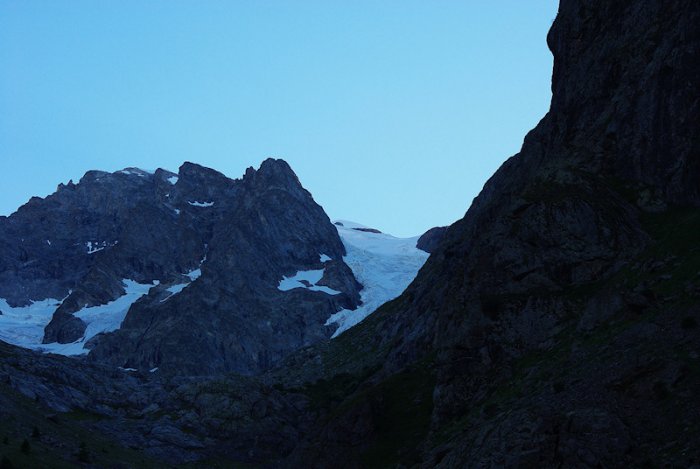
[0, 158, 362, 374]
[242, 157, 305, 193]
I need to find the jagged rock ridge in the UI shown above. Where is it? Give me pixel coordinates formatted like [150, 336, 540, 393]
[0, 159, 361, 375]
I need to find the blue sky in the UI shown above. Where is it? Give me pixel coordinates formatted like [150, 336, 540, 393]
[1, 1, 558, 237]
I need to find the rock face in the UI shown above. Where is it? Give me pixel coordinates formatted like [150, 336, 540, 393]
[90, 160, 361, 375]
[384, 0, 700, 367]
[282, 0, 700, 466]
[0, 159, 360, 374]
[416, 226, 447, 253]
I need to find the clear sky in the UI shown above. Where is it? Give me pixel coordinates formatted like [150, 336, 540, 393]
[1, 1, 558, 237]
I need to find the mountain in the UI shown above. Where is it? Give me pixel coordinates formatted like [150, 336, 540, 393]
[0, 0, 698, 467]
[0, 159, 364, 374]
[0, 160, 431, 376]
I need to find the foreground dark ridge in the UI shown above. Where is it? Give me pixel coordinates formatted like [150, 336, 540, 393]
[0, 0, 698, 467]
[283, 0, 700, 465]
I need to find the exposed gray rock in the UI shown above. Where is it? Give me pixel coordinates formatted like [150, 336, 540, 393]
[87, 159, 360, 375]
[2, 159, 361, 374]
[352, 227, 381, 234]
[416, 226, 448, 253]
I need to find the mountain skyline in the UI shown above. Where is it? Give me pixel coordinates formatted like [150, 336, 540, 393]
[0, 1, 558, 237]
[1, 1, 697, 467]
[0, 159, 431, 375]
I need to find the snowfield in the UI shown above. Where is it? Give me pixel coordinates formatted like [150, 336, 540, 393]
[326, 220, 428, 337]
[0, 297, 65, 348]
[0, 279, 156, 356]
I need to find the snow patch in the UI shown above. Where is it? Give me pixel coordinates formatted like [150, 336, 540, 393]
[160, 263, 204, 302]
[188, 201, 214, 207]
[0, 280, 156, 356]
[118, 168, 153, 177]
[325, 221, 429, 337]
[165, 283, 188, 296]
[39, 280, 156, 355]
[186, 268, 202, 281]
[278, 269, 341, 295]
[86, 240, 117, 254]
[0, 297, 65, 348]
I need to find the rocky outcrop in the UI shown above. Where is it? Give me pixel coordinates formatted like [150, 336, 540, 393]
[416, 226, 448, 253]
[352, 227, 382, 234]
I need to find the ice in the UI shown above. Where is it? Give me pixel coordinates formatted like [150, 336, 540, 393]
[278, 269, 341, 295]
[86, 240, 117, 254]
[186, 268, 201, 281]
[0, 279, 155, 356]
[86, 241, 104, 254]
[39, 279, 156, 356]
[188, 201, 214, 207]
[325, 220, 429, 337]
[166, 283, 188, 295]
[0, 297, 64, 348]
[160, 265, 203, 302]
[118, 168, 152, 177]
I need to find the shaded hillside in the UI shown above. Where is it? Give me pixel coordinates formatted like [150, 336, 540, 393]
[282, 0, 700, 466]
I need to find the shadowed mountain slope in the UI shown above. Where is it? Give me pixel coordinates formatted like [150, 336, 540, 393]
[0, 0, 698, 467]
[281, 1, 700, 466]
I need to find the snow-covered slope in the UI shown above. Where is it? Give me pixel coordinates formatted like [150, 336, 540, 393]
[0, 279, 156, 355]
[326, 220, 429, 337]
